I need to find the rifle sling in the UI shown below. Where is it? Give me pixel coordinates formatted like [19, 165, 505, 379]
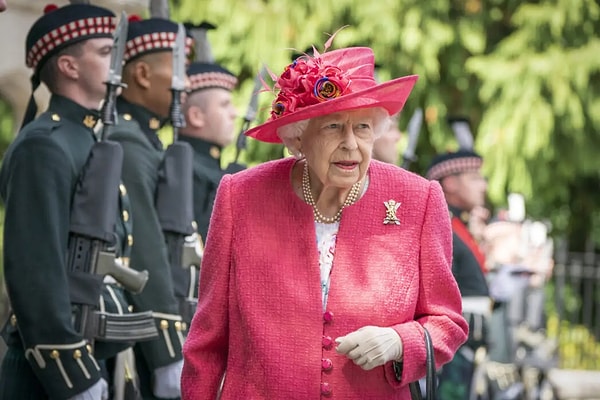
[67, 270, 103, 306]
[93, 310, 158, 342]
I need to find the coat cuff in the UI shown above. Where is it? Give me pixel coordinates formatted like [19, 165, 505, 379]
[24, 340, 101, 399]
[138, 312, 185, 370]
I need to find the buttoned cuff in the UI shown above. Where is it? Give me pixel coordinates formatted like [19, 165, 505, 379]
[24, 340, 101, 399]
[138, 312, 186, 370]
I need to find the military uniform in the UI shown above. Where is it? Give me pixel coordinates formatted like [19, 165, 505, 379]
[180, 62, 239, 240]
[0, 94, 138, 398]
[0, 5, 159, 398]
[110, 96, 186, 397]
[178, 136, 225, 240]
[427, 150, 491, 400]
[449, 206, 489, 299]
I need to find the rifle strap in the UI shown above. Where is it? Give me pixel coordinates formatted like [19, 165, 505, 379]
[451, 216, 487, 273]
[93, 311, 158, 342]
[68, 270, 104, 306]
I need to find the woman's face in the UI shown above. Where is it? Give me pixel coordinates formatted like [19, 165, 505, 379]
[298, 108, 378, 189]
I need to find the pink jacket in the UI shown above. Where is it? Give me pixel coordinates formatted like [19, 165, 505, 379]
[182, 158, 468, 399]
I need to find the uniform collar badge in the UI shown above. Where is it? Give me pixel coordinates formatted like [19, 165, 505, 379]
[149, 117, 160, 130]
[460, 211, 470, 222]
[83, 115, 97, 129]
[209, 146, 221, 159]
[383, 200, 401, 225]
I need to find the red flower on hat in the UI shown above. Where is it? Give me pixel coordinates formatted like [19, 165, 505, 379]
[270, 56, 351, 119]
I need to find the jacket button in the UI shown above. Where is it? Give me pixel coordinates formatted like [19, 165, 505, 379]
[320, 382, 332, 397]
[321, 358, 333, 371]
[323, 311, 334, 324]
[322, 335, 334, 350]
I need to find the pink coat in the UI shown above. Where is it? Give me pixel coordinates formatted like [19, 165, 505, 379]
[182, 158, 468, 399]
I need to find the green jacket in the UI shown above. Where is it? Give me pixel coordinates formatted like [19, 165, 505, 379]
[0, 95, 134, 399]
[448, 205, 490, 350]
[108, 97, 184, 371]
[449, 206, 489, 298]
[178, 135, 225, 240]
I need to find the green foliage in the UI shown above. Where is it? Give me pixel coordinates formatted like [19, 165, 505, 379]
[546, 314, 600, 370]
[466, 0, 600, 247]
[0, 98, 14, 159]
[0, 98, 11, 320]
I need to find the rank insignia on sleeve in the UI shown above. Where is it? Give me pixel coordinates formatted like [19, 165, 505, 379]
[383, 200, 401, 225]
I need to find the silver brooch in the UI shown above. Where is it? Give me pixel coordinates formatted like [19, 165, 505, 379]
[383, 200, 401, 225]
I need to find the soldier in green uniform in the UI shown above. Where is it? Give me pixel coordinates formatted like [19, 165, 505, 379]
[179, 62, 239, 239]
[108, 16, 192, 400]
[0, 4, 148, 399]
[427, 149, 491, 400]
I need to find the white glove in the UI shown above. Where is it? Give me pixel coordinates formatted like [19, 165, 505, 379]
[335, 326, 403, 370]
[152, 359, 183, 398]
[68, 378, 109, 400]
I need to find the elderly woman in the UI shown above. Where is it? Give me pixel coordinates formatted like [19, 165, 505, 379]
[181, 46, 468, 399]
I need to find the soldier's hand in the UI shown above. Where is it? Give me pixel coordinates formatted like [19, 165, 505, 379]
[153, 359, 184, 398]
[335, 326, 403, 370]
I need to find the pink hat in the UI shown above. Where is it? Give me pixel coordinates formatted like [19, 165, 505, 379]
[245, 47, 418, 143]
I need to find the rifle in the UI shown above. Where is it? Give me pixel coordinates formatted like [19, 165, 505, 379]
[226, 66, 267, 173]
[155, 23, 203, 324]
[67, 13, 155, 345]
[401, 108, 423, 170]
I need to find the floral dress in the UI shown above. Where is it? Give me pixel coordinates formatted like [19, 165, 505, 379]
[315, 221, 339, 311]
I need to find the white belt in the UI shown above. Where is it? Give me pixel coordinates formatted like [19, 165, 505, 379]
[462, 296, 492, 316]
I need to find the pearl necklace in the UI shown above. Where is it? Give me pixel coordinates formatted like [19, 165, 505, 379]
[301, 161, 362, 224]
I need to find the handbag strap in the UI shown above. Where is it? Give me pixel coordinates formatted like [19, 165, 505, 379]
[408, 327, 436, 400]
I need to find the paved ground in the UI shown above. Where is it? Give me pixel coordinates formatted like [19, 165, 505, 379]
[547, 369, 600, 399]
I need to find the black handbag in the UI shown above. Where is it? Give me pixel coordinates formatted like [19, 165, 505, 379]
[409, 328, 436, 400]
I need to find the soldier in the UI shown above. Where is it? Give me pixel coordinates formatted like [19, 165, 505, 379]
[0, 4, 150, 399]
[426, 149, 491, 400]
[179, 62, 238, 239]
[108, 15, 192, 400]
[372, 112, 402, 165]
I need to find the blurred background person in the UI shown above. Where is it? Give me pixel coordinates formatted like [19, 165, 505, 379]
[427, 149, 491, 400]
[372, 112, 402, 165]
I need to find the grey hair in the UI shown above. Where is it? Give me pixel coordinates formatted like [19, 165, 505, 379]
[276, 107, 392, 158]
[278, 120, 309, 158]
